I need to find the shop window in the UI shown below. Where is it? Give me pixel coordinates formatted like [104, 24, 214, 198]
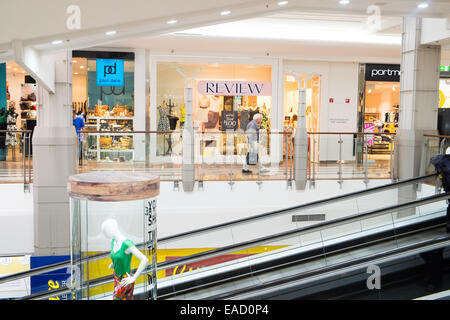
[72, 52, 135, 163]
[156, 62, 272, 158]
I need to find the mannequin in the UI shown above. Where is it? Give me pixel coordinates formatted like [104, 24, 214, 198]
[101, 218, 148, 300]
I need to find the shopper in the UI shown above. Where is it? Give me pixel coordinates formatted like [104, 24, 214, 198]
[73, 111, 85, 164]
[242, 113, 269, 174]
[430, 153, 450, 233]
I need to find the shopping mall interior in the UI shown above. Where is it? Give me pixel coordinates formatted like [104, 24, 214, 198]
[1, 0, 450, 305]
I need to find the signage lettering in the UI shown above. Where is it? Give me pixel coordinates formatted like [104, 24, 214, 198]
[365, 64, 400, 82]
[199, 81, 271, 96]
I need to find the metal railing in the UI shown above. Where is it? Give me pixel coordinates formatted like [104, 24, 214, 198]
[76, 129, 397, 183]
[0, 130, 33, 190]
[308, 131, 396, 183]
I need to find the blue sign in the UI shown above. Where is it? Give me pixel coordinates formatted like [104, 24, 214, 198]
[30, 255, 73, 300]
[96, 59, 124, 86]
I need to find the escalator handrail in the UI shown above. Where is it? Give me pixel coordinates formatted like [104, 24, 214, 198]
[155, 191, 450, 271]
[0, 175, 442, 288]
[50, 172, 442, 267]
[13, 190, 450, 300]
[207, 235, 450, 300]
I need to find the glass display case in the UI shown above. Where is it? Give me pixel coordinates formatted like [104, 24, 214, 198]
[68, 171, 160, 300]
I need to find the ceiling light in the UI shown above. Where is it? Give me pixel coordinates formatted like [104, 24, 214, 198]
[167, 19, 178, 25]
[417, 3, 429, 8]
[80, 66, 84, 69]
[13, 68, 17, 71]
[339, 0, 350, 4]
[72, 60, 77, 63]
[74, 72, 79, 75]
[52, 40, 63, 45]
[278, 1, 289, 5]
[105, 30, 117, 36]
[6, 66, 11, 69]
[220, 10, 231, 16]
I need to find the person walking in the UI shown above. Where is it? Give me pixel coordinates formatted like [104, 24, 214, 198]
[242, 113, 269, 174]
[73, 111, 85, 165]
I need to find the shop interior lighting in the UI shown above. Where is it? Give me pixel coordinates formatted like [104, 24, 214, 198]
[417, 3, 429, 8]
[51, 40, 63, 45]
[221, 10, 231, 16]
[167, 19, 178, 25]
[79, 66, 85, 69]
[339, 0, 350, 5]
[105, 30, 117, 36]
[278, 1, 289, 6]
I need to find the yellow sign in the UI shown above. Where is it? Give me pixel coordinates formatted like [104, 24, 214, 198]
[439, 90, 445, 108]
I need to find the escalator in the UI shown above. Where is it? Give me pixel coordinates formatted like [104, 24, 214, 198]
[2, 173, 449, 300]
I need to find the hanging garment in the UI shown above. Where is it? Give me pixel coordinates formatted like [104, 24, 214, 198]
[205, 111, 219, 129]
[0, 112, 6, 149]
[6, 113, 18, 146]
[168, 115, 179, 130]
[240, 110, 250, 130]
[196, 107, 209, 122]
[157, 106, 170, 131]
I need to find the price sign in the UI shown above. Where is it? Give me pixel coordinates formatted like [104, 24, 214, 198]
[221, 111, 238, 131]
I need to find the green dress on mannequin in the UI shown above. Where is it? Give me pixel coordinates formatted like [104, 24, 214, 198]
[111, 238, 135, 277]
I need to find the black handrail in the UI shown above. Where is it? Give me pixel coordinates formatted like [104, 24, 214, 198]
[14, 190, 450, 300]
[0, 173, 439, 287]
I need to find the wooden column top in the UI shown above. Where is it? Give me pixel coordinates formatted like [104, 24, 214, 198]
[68, 171, 160, 201]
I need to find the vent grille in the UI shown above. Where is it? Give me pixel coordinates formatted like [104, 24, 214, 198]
[292, 214, 325, 222]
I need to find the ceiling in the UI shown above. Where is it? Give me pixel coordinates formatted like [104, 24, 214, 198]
[1, 0, 450, 53]
[1, 0, 450, 67]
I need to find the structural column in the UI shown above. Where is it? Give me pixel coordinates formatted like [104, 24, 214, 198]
[33, 50, 76, 256]
[396, 16, 441, 181]
[396, 17, 441, 217]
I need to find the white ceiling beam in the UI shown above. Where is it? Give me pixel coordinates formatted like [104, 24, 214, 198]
[12, 40, 55, 93]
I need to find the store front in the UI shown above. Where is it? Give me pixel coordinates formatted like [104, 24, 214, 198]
[362, 63, 400, 159]
[151, 58, 277, 164]
[0, 62, 36, 161]
[72, 51, 135, 163]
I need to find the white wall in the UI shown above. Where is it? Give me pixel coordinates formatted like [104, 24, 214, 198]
[283, 60, 359, 162]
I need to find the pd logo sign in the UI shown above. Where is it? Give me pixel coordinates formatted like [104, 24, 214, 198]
[96, 59, 124, 86]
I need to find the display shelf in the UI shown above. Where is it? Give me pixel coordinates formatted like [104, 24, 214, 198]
[86, 116, 134, 161]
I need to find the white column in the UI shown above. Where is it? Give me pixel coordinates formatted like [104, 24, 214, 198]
[396, 16, 441, 180]
[288, 72, 315, 190]
[33, 50, 76, 256]
[133, 49, 150, 163]
[175, 67, 202, 192]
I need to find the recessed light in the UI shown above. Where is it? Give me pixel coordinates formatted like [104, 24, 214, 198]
[417, 3, 429, 8]
[167, 19, 178, 25]
[52, 40, 63, 45]
[74, 72, 79, 75]
[278, 1, 288, 5]
[6, 66, 11, 69]
[339, 0, 350, 4]
[105, 30, 117, 36]
[220, 10, 231, 16]
[80, 66, 84, 69]
[72, 60, 77, 63]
